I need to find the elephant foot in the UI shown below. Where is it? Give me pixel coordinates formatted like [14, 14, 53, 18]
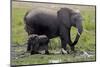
[61, 48, 68, 54]
[26, 51, 30, 53]
[38, 50, 46, 54]
[31, 51, 39, 55]
[45, 50, 49, 55]
[27, 48, 31, 53]
[31, 50, 49, 55]
[38, 50, 49, 54]
[26, 49, 31, 53]
[70, 46, 75, 51]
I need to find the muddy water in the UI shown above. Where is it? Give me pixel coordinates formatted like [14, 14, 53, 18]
[11, 44, 28, 59]
[11, 44, 95, 61]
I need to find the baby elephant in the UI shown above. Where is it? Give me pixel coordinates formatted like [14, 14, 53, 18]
[27, 34, 49, 55]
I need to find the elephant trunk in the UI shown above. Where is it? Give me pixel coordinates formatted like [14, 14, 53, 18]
[72, 23, 83, 46]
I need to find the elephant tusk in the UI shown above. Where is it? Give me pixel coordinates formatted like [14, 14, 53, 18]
[77, 29, 81, 36]
[78, 31, 81, 36]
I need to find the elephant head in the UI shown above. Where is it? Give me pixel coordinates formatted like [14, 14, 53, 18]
[37, 35, 49, 54]
[57, 8, 83, 51]
[27, 34, 39, 54]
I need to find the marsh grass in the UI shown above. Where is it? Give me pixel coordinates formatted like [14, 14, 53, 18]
[11, 1, 96, 65]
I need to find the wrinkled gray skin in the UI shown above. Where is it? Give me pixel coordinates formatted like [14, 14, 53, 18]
[27, 34, 49, 54]
[24, 8, 83, 54]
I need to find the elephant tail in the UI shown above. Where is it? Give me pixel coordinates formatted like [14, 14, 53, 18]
[24, 11, 33, 35]
[24, 11, 29, 22]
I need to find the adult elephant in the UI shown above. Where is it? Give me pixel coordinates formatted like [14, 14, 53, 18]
[24, 7, 83, 54]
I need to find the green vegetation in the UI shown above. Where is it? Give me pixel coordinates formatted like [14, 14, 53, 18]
[12, 1, 96, 65]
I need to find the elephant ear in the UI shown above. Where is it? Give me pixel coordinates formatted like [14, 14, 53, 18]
[57, 8, 72, 28]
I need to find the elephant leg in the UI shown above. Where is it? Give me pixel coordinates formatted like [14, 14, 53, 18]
[27, 40, 32, 52]
[67, 40, 75, 52]
[41, 44, 49, 54]
[68, 42, 75, 51]
[45, 50, 49, 54]
[31, 44, 39, 55]
[45, 39, 50, 54]
[70, 44, 75, 51]
[45, 44, 49, 54]
[60, 27, 70, 54]
[60, 37, 69, 54]
[60, 27, 75, 51]
[68, 30, 78, 51]
[68, 40, 74, 51]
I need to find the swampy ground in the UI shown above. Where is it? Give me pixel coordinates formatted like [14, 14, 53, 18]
[11, 1, 96, 66]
